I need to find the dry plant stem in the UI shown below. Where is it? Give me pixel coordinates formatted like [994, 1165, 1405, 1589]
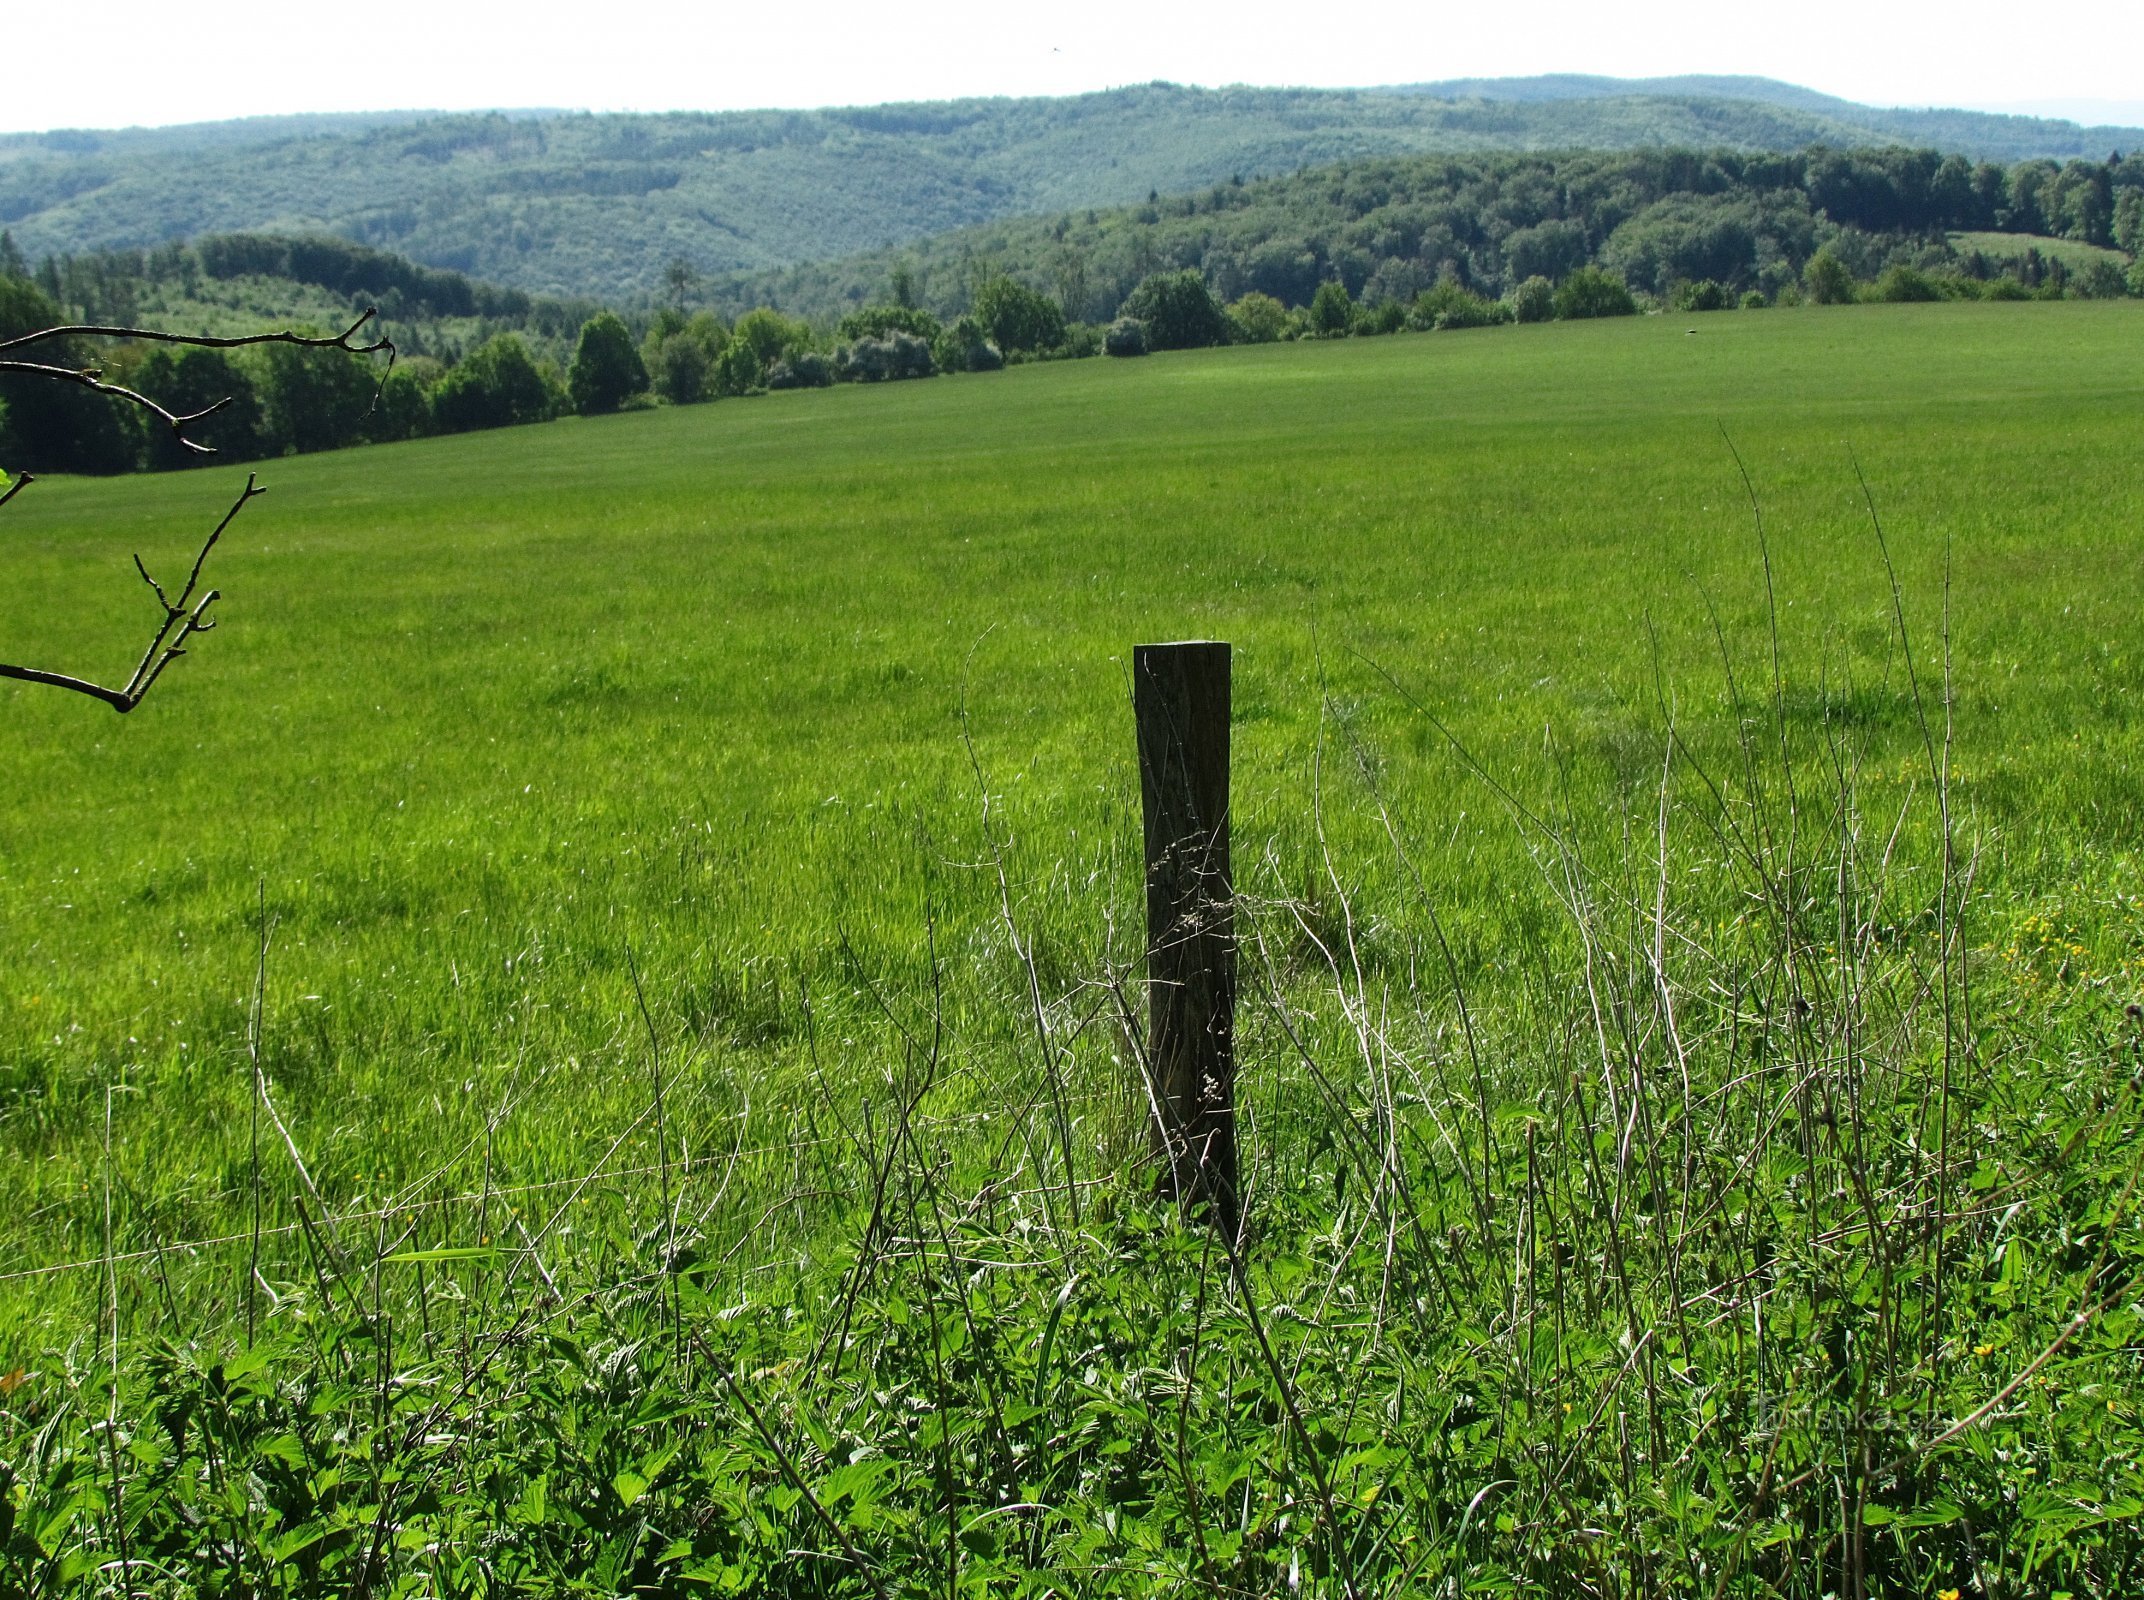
[0, 472, 264, 711]
[961, 645, 1082, 1230]
[626, 941, 682, 1366]
[1855, 450, 1964, 1405]
[247, 881, 267, 1346]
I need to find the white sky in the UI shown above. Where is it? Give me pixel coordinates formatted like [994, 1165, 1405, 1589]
[8, 0, 2144, 136]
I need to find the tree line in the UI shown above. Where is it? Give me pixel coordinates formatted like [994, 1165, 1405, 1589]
[3, 141, 2140, 476]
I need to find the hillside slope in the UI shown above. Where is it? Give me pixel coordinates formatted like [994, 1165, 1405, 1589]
[3, 80, 2138, 300]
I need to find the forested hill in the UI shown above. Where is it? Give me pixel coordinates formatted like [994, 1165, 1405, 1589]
[721, 144, 2144, 325]
[3, 80, 2139, 301]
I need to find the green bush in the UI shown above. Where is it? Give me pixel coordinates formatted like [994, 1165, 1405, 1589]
[1103, 316, 1148, 356]
[2078, 259, 2132, 300]
[363, 362, 438, 443]
[431, 335, 562, 434]
[767, 350, 837, 388]
[933, 315, 1004, 373]
[1357, 299, 1409, 335]
[1225, 292, 1288, 344]
[566, 311, 648, 415]
[1121, 270, 1229, 350]
[731, 308, 812, 370]
[646, 312, 729, 405]
[1870, 265, 1943, 303]
[1739, 290, 1769, 309]
[838, 304, 943, 344]
[1674, 279, 1733, 312]
[973, 276, 1065, 354]
[1508, 275, 1555, 324]
[1308, 280, 1353, 336]
[1802, 249, 1857, 305]
[1551, 266, 1637, 320]
[834, 333, 933, 382]
[1409, 278, 1508, 331]
[712, 338, 764, 397]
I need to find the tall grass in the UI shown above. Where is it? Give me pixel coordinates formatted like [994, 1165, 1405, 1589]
[3, 306, 2142, 1593]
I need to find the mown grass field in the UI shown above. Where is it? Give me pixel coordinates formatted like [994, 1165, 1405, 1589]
[2, 302, 2142, 1595]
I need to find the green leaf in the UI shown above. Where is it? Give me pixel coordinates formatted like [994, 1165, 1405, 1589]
[381, 1246, 499, 1265]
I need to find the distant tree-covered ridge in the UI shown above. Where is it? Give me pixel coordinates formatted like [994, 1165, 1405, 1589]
[2, 79, 2140, 300]
[3, 141, 2138, 476]
[726, 143, 2144, 324]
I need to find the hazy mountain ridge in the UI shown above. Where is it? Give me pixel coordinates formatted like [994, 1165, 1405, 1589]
[2, 79, 2137, 301]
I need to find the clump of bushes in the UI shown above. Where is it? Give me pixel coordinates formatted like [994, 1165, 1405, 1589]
[934, 315, 1004, 373]
[1226, 291, 1288, 344]
[1308, 280, 1353, 337]
[1103, 316, 1148, 357]
[1508, 275, 1555, 324]
[833, 332, 933, 383]
[767, 350, 835, 389]
[1551, 266, 1638, 320]
[1673, 279, 1733, 312]
[1409, 278, 1509, 331]
[1121, 270, 1230, 350]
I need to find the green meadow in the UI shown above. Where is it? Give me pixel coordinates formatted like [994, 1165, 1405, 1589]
[4, 302, 2143, 1594]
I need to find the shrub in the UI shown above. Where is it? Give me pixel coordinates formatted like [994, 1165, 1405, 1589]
[1739, 290, 1769, 310]
[731, 308, 812, 369]
[2078, 259, 2132, 300]
[364, 363, 437, 443]
[1552, 267, 1637, 320]
[1308, 280, 1353, 336]
[1871, 265, 1943, 303]
[1121, 270, 1230, 350]
[1410, 278, 1509, 331]
[973, 276, 1065, 354]
[767, 350, 837, 388]
[1984, 276, 2033, 301]
[1674, 279, 1733, 312]
[566, 311, 647, 415]
[1225, 291, 1288, 344]
[646, 312, 729, 405]
[1103, 316, 1149, 357]
[431, 334, 562, 434]
[652, 336, 710, 405]
[1054, 323, 1104, 359]
[834, 333, 933, 383]
[712, 339, 764, 397]
[933, 315, 1004, 373]
[1508, 275, 1555, 324]
[1358, 299, 1410, 335]
[1803, 249, 1857, 305]
[838, 304, 943, 344]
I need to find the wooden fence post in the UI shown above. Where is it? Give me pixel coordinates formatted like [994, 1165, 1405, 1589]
[1133, 640, 1238, 1230]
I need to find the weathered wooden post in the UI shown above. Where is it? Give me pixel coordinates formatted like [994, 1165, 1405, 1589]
[1133, 640, 1238, 1230]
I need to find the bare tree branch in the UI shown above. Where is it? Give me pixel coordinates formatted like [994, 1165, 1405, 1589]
[2, 306, 391, 712]
[0, 308, 392, 455]
[0, 473, 264, 713]
[0, 306, 392, 358]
